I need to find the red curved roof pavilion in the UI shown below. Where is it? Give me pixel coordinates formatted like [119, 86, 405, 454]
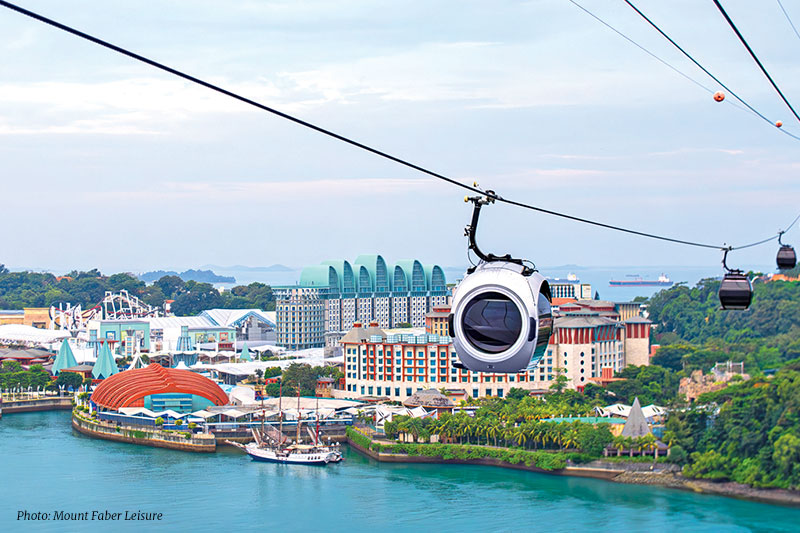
[92, 363, 228, 410]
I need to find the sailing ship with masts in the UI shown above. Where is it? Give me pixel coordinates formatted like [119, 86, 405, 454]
[230, 379, 343, 465]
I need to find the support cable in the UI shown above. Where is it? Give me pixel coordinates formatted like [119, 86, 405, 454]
[776, 0, 800, 43]
[623, 0, 800, 141]
[711, 0, 800, 124]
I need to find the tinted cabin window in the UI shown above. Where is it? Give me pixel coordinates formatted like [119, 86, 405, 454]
[461, 291, 522, 354]
[533, 290, 553, 359]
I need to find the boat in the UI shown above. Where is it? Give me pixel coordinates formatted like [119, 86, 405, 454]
[236, 440, 343, 465]
[609, 274, 673, 287]
[229, 381, 342, 466]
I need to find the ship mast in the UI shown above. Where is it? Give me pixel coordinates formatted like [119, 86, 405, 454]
[278, 378, 283, 447]
[296, 385, 302, 444]
[315, 391, 320, 446]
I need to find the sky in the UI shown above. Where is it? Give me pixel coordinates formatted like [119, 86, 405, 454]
[0, 0, 798, 275]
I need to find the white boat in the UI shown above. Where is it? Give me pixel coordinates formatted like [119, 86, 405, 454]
[243, 442, 342, 465]
[229, 383, 342, 466]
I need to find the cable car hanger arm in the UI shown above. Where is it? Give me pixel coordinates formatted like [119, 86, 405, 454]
[464, 192, 534, 276]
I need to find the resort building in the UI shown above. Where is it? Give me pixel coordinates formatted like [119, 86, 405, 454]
[274, 255, 449, 350]
[275, 288, 325, 350]
[341, 300, 652, 400]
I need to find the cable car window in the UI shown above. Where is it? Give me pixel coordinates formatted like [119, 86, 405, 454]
[461, 291, 522, 354]
[533, 291, 553, 359]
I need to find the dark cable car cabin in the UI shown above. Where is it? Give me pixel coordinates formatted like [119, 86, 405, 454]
[777, 245, 796, 270]
[719, 272, 753, 310]
[718, 248, 753, 310]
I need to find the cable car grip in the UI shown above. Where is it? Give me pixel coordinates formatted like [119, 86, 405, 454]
[464, 192, 533, 276]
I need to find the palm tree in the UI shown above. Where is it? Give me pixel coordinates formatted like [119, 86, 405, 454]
[513, 426, 528, 449]
[562, 428, 580, 452]
[613, 435, 627, 457]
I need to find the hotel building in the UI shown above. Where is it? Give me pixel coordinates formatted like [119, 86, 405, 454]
[341, 301, 651, 401]
[274, 255, 449, 349]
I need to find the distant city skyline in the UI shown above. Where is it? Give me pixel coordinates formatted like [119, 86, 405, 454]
[1, 1, 798, 274]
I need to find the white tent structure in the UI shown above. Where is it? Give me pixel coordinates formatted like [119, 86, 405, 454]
[597, 403, 666, 420]
[229, 386, 256, 406]
[0, 324, 69, 346]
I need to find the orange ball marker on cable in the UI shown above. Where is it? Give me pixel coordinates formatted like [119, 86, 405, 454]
[776, 121, 783, 128]
[713, 91, 725, 102]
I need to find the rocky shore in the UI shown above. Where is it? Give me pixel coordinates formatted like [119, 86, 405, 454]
[613, 470, 800, 507]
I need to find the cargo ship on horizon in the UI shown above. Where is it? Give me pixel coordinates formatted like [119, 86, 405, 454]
[609, 274, 673, 287]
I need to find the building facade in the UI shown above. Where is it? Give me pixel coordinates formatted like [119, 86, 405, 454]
[274, 255, 449, 349]
[341, 302, 651, 400]
[275, 288, 325, 350]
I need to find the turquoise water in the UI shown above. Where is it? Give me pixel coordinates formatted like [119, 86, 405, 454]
[2, 412, 798, 532]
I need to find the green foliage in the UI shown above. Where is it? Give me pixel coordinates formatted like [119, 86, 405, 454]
[55, 372, 83, 390]
[155, 417, 164, 426]
[0, 269, 276, 315]
[667, 444, 687, 464]
[0, 361, 52, 390]
[174, 419, 183, 427]
[648, 277, 800, 371]
[678, 365, 800, 489]
[604, 365, 679, 405]
[280, 363, 343, 397]
[346, 427, 568, 470]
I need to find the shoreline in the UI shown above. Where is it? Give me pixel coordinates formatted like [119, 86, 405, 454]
[346, 433, 800, 508]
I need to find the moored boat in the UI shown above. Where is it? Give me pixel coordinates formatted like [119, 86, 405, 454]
[242, 441, 342, 465]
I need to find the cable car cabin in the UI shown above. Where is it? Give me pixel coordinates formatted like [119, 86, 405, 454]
[777, 245, 797, 270]
[718, 272, 753, 310]
[450, 261, 552, 373]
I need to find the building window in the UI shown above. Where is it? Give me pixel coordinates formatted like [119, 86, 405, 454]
[497, 389, 504, 398]
[486, 389, 492, 397]
[472, 388, 479, 398]
[406, 388, 412, 396]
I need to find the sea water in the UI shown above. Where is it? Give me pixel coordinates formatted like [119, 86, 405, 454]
[1, 412, 798, 532]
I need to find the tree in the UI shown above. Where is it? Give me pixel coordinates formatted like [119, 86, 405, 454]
[55, 372, 83, 390]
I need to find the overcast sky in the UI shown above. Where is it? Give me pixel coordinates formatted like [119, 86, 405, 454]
[0, 0, 798, 275]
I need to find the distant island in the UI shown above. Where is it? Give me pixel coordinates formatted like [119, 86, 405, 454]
[138, 269, 235, 283]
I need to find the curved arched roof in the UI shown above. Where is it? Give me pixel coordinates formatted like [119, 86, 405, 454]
[91, 364, 228, 410]
[299, 265, 338, 289]
[395, 260, 426, 292]
[321, 260, 355, 294]
[355, 254, 390, 293]
[424, 265, 446, 292]
[392, 265, 408, 293]
[356, 265, 372, 294]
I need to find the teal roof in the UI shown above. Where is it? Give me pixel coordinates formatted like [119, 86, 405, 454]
[240, 343, 251, 362]
[546, 416, 624, 424]
[52, 339, 78, 375]
[299, 265, 338, 289]
[424, 264, 446, 291]
[321, 260, 355, 293]
[396, 260, 425, 292]
[92, 341, 119, 379]
[355, 254, 390, 293]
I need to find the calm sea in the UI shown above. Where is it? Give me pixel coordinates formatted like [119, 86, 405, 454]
[1, 411, 798, 532]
